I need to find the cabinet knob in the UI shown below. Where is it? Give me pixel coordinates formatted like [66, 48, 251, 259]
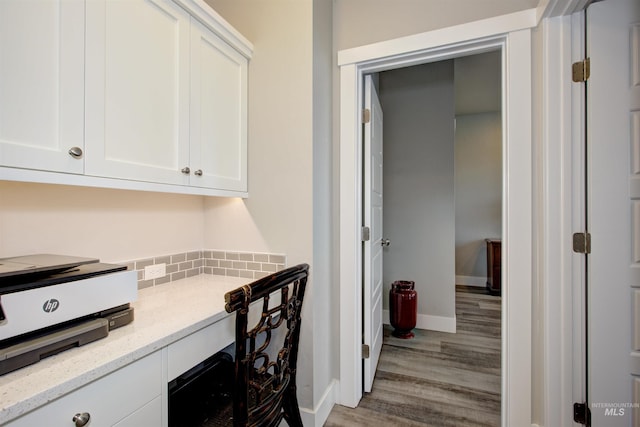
[68, 147, 83, 159]
[381, 238, 391, 247]
[181, 167, 191, 174]
[72, 412, 90, 426]
[194, 169, 203, 176]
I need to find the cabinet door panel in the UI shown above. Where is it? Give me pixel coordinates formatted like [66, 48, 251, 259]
[113, 396, 162, 427]
[190, 18, 248, 191]
[0, 0, 84, 173]
[86, 0, 190, 185]
[7, 352, 162, 427]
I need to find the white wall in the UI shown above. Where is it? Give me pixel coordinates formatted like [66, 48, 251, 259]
[454, 113, 502, 278]
[379, 61, 456, 323]
[0, 181, 204, 263]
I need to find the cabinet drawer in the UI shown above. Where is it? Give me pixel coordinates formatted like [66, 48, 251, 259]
[8, 351, 161, 427]
[113, 395, 161, 427]
[167, 316, 235, 381]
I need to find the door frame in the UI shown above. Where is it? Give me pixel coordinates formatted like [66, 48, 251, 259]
[338, 11, 534, 427]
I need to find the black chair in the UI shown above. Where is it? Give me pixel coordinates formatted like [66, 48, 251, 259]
[218, 263, 309, 427]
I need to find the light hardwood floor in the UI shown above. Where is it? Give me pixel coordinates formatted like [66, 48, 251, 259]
[324, 286, 501, 427]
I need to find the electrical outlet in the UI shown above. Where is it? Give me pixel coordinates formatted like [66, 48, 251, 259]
[144, 263, 166, 280]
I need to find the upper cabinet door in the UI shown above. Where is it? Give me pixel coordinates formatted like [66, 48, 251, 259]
[85, 0, 190, 185]
[0, 0, 85, 174]
[189, 17, 248, 192]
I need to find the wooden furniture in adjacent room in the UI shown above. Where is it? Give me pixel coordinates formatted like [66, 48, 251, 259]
[486, 239, 502, 295]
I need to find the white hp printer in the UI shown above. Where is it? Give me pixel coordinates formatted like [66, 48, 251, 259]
[0, 254, 137, 374]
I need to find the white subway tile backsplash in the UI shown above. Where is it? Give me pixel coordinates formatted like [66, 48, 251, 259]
[125, 249, 287, 289]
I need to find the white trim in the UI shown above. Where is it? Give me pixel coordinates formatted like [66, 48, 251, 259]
[383, 310, 457, 333]
[173, 0, 253, 58]
[537, 14, 581, 427]
[338, 62, 363, 409]
[338, 21, 533, 427]
[537, 0, 589, 20]
[337, 9, 537, 66]
[300, 380, 338, 427]
[456, 275, 486, 287]
[569, 10, 587, 415]
[0, 167, 248, 198]
[501, 28, 532, 427]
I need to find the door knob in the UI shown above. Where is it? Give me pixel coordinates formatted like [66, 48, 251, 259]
[381, 239, 391, 247]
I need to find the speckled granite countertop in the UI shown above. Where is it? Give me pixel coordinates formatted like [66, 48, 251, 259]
[0, 274, 249, 425]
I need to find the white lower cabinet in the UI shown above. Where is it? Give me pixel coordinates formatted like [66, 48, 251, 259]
[7, 351, 162, 427]
[113, 396, 162, 427]
[167, 315, 235, 381]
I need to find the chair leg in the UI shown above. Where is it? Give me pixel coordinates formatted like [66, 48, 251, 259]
[282, 386, 303, 427]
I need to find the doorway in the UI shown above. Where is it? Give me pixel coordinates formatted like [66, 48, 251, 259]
[338, 24, 533, 427]
[376, 51, 502, 335]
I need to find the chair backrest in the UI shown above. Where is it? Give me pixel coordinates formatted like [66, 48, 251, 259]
[224, 263, 309, 427]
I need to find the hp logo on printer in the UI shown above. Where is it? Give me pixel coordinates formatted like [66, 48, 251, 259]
[42, 299, 60, 313]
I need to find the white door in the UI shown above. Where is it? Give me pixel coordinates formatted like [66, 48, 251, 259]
[363, 75, 384, 393]
[85, 0, 190, 185]
[587, 0, 640, 424]
[189, 17, 248, 192]
[0, 0, 84, 174]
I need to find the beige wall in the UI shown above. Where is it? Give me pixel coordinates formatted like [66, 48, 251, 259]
[0, 181, 205, 263]
[333, 0, 538, 51]
[203, 0, 313, 265]
[205, 0, 327, 414]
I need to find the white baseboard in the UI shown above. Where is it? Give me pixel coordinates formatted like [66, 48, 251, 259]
[456, 275, 486, 287]
[383, 310, 457, 333]
[300, 379, 337, 427]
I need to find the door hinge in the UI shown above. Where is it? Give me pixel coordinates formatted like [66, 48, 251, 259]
[573, 232, 591, 254]
[573, 402, 591, 425]
[362, 226, 370, 242]
[572, 58, 591, 82]
[362, 108, 371, 124]
[362, 344, 370, 359]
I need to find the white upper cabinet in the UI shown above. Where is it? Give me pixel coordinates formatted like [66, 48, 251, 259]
[0, 0, 85, 174]
[190, 17, 248, 192]
[85, 0, 191, 186]
[0, 0, 252, 197]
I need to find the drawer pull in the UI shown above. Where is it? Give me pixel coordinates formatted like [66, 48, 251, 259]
[68, 147, 83, 159]
[72, 412, 90, 426]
